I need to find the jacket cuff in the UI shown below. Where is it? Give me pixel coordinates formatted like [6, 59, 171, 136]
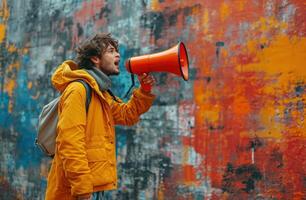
[69, 173, 93, 197]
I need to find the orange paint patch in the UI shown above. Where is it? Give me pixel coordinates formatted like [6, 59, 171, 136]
[183, 164, 196, 183]
[151, 0, 161, 12]
[243, 35, 306, 77]
[220, 2, 229, 21]
[232, 95, 251, 116]
[0, 0, 10, 21]
[27, 81, 32, 89]
[4, 62, 21, 98]
[0, 24, 6, 42]
[5, 79, 16, 97]
[7, 44, 17, 53]
[258, 99, 284, 139]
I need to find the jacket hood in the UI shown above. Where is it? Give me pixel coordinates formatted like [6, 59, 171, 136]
[51, 60, 101, 93]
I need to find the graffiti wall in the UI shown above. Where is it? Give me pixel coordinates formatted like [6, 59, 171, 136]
[0, 0, 305, 199]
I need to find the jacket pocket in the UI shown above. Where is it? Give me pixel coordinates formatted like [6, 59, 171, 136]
[86, 148, 114, 186]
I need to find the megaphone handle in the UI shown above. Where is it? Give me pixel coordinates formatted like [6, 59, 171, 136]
[139, 82, 152, 92]
[137, 73, 152, 92]
[124, 74, 135, 98]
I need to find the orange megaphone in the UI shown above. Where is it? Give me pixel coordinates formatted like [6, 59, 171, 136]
[125, 42, 189, 81]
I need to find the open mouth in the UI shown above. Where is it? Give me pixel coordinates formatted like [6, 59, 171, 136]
[114, 60, 120, 66]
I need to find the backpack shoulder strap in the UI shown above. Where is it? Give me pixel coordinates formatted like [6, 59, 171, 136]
[75, 80, 92, 113]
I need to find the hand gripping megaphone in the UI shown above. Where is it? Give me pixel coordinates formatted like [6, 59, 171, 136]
[124, 42, 189, 97]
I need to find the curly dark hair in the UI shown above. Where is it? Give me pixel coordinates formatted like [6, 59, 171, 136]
[75, 33, 118, 69]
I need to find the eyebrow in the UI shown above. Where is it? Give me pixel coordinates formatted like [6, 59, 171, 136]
[107, 46, 118, 53]
[107, 46, 115, 50]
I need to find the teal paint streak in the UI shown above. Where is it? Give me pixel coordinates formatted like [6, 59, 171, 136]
[13, 54, 42, 168]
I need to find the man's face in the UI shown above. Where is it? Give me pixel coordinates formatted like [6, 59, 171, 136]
[94, 44, 120, 76]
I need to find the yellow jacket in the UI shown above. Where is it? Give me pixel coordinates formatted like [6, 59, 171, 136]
[45, 60, 155, 199]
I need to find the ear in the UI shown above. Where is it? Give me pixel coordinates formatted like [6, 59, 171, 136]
[90, 56, 100, 65]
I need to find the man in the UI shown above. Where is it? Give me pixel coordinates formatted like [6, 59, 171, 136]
[45, 33, 156, 200]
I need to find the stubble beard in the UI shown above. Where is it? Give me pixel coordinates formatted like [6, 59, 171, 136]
[109, 71, 120, 76]
[97, 64, 120, 76]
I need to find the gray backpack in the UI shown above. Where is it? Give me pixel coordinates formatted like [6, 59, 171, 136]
[35, 80, 92, 157]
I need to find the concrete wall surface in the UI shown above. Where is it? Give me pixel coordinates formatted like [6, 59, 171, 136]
[0, 0, 305, 199]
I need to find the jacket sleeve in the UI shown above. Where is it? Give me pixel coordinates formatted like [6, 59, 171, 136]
[109, 88, 156, 126]
[56, 82, 93, 196]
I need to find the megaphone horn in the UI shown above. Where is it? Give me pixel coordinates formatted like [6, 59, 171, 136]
[125, 42, 189, 81]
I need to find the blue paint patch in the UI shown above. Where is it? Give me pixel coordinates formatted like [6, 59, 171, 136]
[216, 41, 225, 47]
[116, 127, 127, 148]
[295, 84, 304, 97]
[13, 55, 42, 168]
[0, 92, 13, 128]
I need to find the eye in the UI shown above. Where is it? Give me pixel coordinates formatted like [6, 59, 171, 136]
[107, 48, 115, 53]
